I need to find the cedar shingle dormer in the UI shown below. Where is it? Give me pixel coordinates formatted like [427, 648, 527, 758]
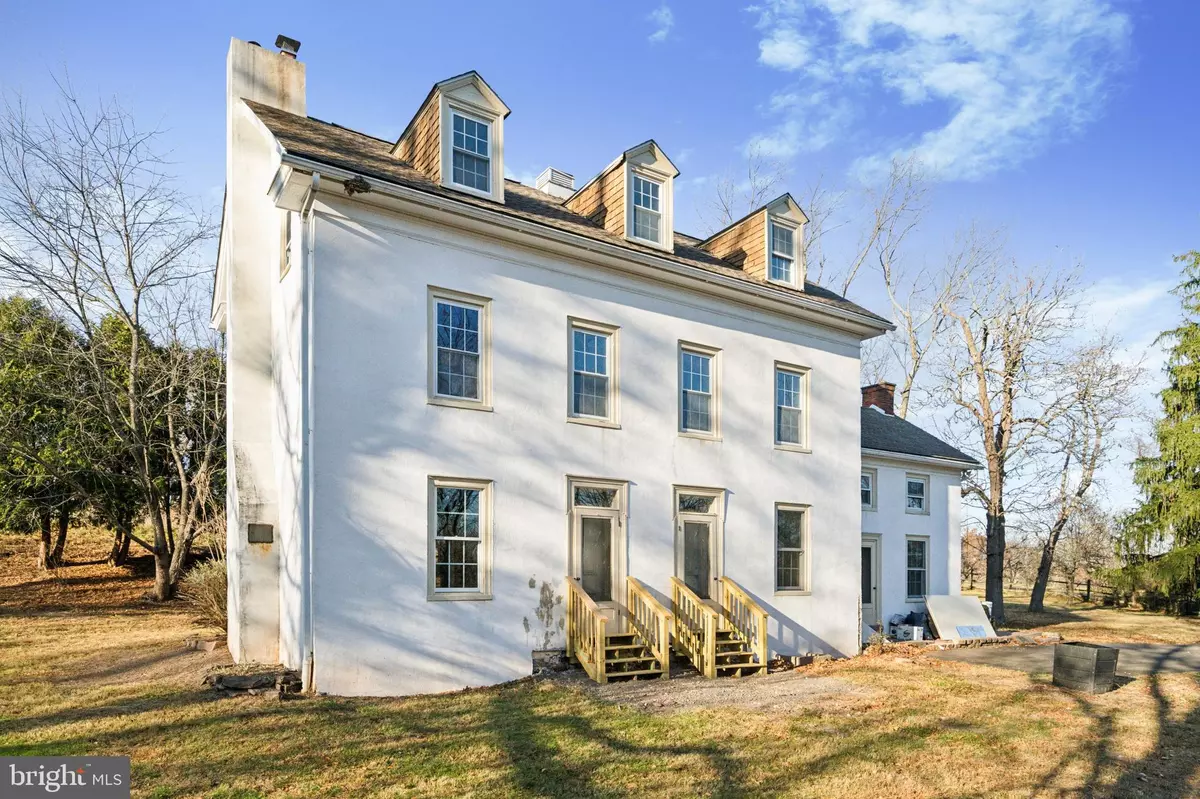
[699, 193, 809, 287]
[566, 141, 679, 253]
[393, 71, 511, 204]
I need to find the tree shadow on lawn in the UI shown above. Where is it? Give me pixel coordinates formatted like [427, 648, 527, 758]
[1031, 647, 1200, 798]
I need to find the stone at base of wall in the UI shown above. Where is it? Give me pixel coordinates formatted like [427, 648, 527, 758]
[532, 649, 571, 675]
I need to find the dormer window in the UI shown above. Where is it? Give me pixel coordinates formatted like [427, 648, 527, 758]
[451, 112, 491, 193]
[769, 221, 796, 285]
[631, 175, 662, 243]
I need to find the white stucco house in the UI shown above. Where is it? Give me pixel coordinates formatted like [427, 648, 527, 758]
[212, 36, 979, 696]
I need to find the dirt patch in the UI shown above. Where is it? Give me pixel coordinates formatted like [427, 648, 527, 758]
[67, 638, 232, 688]
[548, 665, 874, 713]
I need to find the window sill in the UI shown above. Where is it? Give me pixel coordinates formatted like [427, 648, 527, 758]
[428, 396, 493, 412]
[774, 443, 811, 454]
[862, 506, 877, 513]
[442, 179, 499, 203]
[766, 277, 799, 289]
[678, 430, 721, 442]
[774, 589, 812, 597]
[567, 417, 621, 430]
[623, 232, 672, 252]
[904, 509, 930, 516]
[905, 597, 926, 604]
[427, 592, 493, 602]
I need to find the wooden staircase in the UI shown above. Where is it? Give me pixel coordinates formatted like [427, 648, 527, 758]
[602, 630, 666, 681]
[566, 576, 671, 684]
[714, 628, 767, 677]
[671, 576, 769, 678]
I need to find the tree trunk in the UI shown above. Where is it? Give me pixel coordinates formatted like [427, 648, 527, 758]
[50, 507, 69, 566]
[108, 516, 132, 566]
[36, 511, 53, 570]
[985, 498, 1007, 625]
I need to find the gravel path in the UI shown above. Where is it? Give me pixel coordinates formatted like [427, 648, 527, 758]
[548, 665, 872, 713]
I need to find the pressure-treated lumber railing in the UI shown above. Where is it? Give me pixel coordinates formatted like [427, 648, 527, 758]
[670, 577, 719, 678]
[626, 577, 672, 678]
[565, 577, 608, 684]
[718, 576, 769, 669]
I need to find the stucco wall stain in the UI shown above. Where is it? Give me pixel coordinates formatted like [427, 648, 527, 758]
[523, 578, 564, 650]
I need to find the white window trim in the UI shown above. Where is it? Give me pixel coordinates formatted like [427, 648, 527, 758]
[624, 164, 674, 252]
[765, 217, 799, 287]
[672, 485, 726, 597]
[427, 286, 493, 411]
[905, 473, 930, 515]
[427, 476, 494, 601]
[677, 340, 721, 440]
[773, 361, 810, 452]
[905, 535, 930, 601]
[439, 97, 505, 204]
[774, 502, 811, 596]
[566, 317, 620, 429]
[861, 468, 878, 511]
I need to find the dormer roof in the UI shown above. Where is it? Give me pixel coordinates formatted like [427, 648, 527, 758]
[243, 100, 892, 334]
[392, 71, 510, 156]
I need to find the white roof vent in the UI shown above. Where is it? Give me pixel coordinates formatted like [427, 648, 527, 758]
[535, 167, 575, 199]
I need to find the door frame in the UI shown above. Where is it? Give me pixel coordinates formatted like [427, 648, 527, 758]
[861, 533, 882, 630]
[672, 485, 725, 601]
[567, 477, 628, 614]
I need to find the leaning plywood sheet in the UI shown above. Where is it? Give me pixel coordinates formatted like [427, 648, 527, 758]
[924, 595, 997, 641]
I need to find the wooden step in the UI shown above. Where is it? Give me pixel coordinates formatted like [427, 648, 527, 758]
[605, 668, 665, 681]
[606, 633, 639, 644]
[606, 655, 659, 665]
[606, 645, 652, 656]
[716, 651, 755, 664]
[715, 630, 741, 641]
[716, 663, 767, 677]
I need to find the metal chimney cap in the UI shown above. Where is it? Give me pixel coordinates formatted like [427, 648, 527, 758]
[275, 35, 301, 56]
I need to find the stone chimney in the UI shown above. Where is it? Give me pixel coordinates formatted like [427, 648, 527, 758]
[535, 167, 575, 199]
[862, 382, 896, 415]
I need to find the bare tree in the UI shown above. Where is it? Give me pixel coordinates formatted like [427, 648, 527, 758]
[879, 226, 997, 418]
[703, 144, 789, 233]
[931, 258, 1081, 624]
[961, 528, 987, 591]
[0, 80, 220, 600]
[1027, 340, 1143, 610]
[1053, 499, 1116, 599]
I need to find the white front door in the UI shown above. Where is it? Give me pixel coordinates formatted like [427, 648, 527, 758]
[861, 536, 880, 629]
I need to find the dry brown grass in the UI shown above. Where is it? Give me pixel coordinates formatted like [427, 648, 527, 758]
[1, 531, 1199, 798]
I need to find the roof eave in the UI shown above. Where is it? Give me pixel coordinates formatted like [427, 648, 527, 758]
[861, 447, 982, 470]
[276, 151, 894, 338]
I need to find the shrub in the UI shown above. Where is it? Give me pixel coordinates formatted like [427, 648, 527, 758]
[180, 556, 227, 630]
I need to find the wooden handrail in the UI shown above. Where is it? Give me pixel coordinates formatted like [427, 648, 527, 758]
[718, 576, 769, 670]
[670, 577, 718, 678]
[626, 577, 671, 678]
[565, 577, 608, 683]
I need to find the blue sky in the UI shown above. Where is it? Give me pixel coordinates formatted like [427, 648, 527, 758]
[2, 0, 1198, 510]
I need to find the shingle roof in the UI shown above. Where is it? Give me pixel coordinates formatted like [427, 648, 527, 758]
[860, 408, 981, 467]
[243, 100, 890, 328]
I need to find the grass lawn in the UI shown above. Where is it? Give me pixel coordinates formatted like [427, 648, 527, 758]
[3, 531, 1200, 798]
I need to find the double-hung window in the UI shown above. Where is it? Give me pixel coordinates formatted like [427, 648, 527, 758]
[861, 469, 877, 510]
[769, 221, 796, 285]
[569, 320, 618, 424]
[774, 365, 807, 447]
[906, 474, 929, 514]
[679, 344, 718, 436]
[775, 504, 808, 592]
[906, 537, 928, 600]
[428, 288, 490, 408]
[451, 112, 491, 193]
[631, 174, 662, 244]
[428, 478, 492, 600]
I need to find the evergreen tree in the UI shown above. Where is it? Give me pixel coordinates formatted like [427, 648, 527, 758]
[1124, 251, 1200, 607]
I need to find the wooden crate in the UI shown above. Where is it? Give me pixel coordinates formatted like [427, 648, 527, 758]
[1052, 642, 1118, 693]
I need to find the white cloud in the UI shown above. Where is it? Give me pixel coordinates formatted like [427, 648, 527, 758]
[758, 27, 810, 70]
[647, 4, 674, 43]
[748, 0, 1131, 181]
